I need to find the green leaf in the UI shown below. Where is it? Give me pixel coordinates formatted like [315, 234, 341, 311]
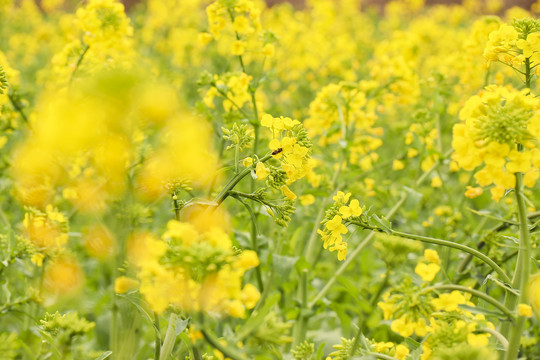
[94, 351, 113, 360]
[458, 304, 506, 318]
[272, 254, 298, 283]
[405, 337, 421, 350]
[175, 318, 189, 336]
[315, 343, 326, 360]
[370, 214, 392, 234]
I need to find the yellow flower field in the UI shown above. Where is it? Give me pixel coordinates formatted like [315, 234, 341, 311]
[0, 0, 539, 359]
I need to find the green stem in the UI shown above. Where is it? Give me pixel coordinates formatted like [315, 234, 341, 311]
[233, 195, 264, 291]
[201, 325, 244, 360]
[154, 312, 161, 360]
[234, 144, 240, 174]
[481, 327, 509, 350]
[70, 44, 89, 85]
[8, 93, 28, 124]
[423, 284, 514, 320]
[292, 269, 309, 347]
[213, 153, 273, 206]
[367, 352, 399, 360]
[354, 224, 512, 284]
[172, 195, 181, 221]
[504, 172, 531, 360]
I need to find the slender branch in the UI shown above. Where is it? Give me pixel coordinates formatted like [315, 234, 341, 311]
[480, 327, 509, 350]
[212, 153, 273, 206]
[505, 169, 532, 360]
[292, 269, 309, 347]
[70, 44, 90, 85]
[367, 352, 399, 360]
[423, 284, 515, 320]
[232, 195, 264, 290]
[153, 312, 161, 360]
[8, 93, 28, 124]
[201, 326, 244, 360]
[352, 223, 512, 284]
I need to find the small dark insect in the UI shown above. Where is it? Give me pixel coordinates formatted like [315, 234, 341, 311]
[272, 147, 283, 155]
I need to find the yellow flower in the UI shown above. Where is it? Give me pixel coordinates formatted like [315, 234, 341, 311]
[232, 16, 253, 35]
[432, 291, 467, 312]
[43, 257, 84, 295]
[393, 159, 405, 170]
[518, 303, 533, 317]
[262, 43, 275, 57]
[465, 186, 483, 198]
[114, 276, 139, 294]
[325, 215, 348, 235]
[198, 32, 213, 46]
[339, 199, 362, 218]
[431, 176, 442, 188]
[242, 284, 260, 309]
[255, 162, 270, 180]
[231, 40, 246, 55]
[31, 253, 45, 267]
[280, 185, 297, 200]
[467, 333, 490, 347]
[243, 157, 253, 167]
[227, 300, 245, 318]
[415, 262, 440, 282]
[333, 191, 351, 203]
[391, 316, 414, 337]
[395, 344, 410, 360]
[424, 249, 440, 264]
[528, 272, 540, 311]
[299, 194, 315, 206]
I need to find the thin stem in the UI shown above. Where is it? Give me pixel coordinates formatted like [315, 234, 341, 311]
[354, 224, 512, 284]
[232, 195, 264, 290]
[457, 211, 540, 276]
[234, 144, 240, 174]
[153, 312, 161, 360]
[213, 153, 273, 206]
[70, 44, 90, 85]
[8, 93, 28, 124]
[201, 324, 244, 360]
[292, 269, 309, 347]
[423, 284, 514, 320]
[216, 88, 251, 119]
[504, 171, 532, 360]
[172, 195, 181, 221]
[481, 327, 509, 350]
[367, 352, 399, 360]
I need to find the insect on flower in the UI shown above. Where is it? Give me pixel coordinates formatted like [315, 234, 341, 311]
[272, 147, 283, 155]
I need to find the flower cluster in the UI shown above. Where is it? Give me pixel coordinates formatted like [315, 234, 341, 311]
[202, 72, 252, 112]
[44, 0, 134, 88]
[452, 85, 540, 200]
[305, 82, 382, 169]
[318, 191, 363, 261]
[484, 18, 540, 71]
[205, 0, 274, 58]
[129, 217, 260, 316]
[256, 114, 316, 198]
